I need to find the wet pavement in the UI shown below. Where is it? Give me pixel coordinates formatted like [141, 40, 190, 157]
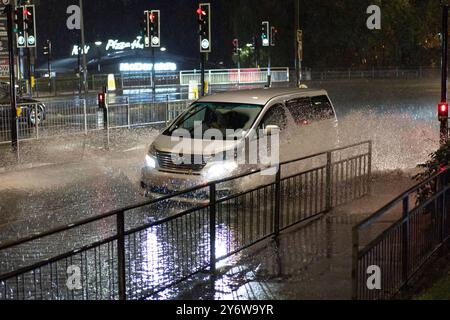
[156, 172, 416, 300]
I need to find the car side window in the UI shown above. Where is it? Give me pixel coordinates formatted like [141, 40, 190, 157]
[285, 97, 312, 124]
[311, 95, 335, 120]
[286, 95, 335, 124]
[259, 103, 288, 131]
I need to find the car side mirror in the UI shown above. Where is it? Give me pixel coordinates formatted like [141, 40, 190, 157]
[264, 125, 280, 136]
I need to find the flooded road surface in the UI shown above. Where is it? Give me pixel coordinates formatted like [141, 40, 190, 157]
[0, 78, 439, 299]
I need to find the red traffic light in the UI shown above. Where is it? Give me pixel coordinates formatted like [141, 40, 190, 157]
[438, 102, 448, 119]
[197, 8, 206, 16]
[98, 93, 106, 108]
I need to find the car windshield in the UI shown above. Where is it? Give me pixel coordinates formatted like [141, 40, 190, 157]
[163, 102, 263, 139]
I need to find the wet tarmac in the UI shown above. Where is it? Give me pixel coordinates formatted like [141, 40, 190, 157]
[0, 78, 441, 299]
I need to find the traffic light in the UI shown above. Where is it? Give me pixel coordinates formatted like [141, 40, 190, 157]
[197, 3, 211, 53]
[149, 10, 160, 47]
[14, 5, 36, 48]
[23, 5, 36, 47]
[232, 38, 239, 55]
[43, 40, 51, 56]
[14, 7, 25, 48]
[261, 21, 270, 47]
[438, 102, 449, 120]
[270, 26, 278, 46]
[98, 93, 106, 109]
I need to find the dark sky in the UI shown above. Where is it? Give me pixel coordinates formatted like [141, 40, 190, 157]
[35, 0, 233, 66]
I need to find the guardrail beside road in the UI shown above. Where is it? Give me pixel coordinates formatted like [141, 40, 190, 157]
[180, 67, 290, 86]
[0, 141, 372, 300]
[352, 167, 450, 300]
[0, 98, 193, 145]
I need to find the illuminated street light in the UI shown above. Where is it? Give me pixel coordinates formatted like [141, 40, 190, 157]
[160, 47, 166, 52]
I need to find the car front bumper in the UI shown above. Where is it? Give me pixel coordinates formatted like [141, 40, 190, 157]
[140, 167, 239, 202]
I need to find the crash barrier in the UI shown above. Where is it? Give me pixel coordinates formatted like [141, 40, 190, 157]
[311, 67, 441, 81]
[179, 68, 290, 86]
[0, 98, 193, 144]
[33, 73, 182, 97]
[0, 141, 371, 300]
[352, 168, 450, 300]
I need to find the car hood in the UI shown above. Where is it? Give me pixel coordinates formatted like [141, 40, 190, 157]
[152, 134, 243, 156]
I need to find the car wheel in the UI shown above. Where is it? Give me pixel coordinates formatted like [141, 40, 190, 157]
[28, 105, 45, 126]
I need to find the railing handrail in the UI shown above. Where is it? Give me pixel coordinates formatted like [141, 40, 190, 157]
[354, 167, 450, 232]
[180, 67, 289, 75]
[0, 140, 371, 253]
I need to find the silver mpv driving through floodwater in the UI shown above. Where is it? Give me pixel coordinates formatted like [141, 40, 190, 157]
[140, 88, 338, 202]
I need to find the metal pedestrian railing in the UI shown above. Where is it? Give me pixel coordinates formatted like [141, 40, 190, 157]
[0, 141, 371, 300]
[352, 168, 450, 300]
[0, 98, 193, 144]
[180, 68, 290, 86]
[311, 67, 441, 81]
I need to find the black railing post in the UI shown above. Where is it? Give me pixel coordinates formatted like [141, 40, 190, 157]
[402, 196, 409, 285]
[117, 211, 126, 300]
[442, 178, 446, 244]
[165, 94, 169, 127]
[326, 151, 332, 211]
[368, 141, 373, 194]
[274, 165, 282, 236]
[209, 183, 216, 273]
[437, 174, 443, 244]
[351, 226, 359, 300]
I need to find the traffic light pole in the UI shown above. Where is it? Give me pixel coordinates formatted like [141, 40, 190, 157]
[200, 52, 205, 96]
[5, 4, 18, 153]
[441, 5, 449, 145]
[267, 45, 272, 87]
[151, 46, 155, 100]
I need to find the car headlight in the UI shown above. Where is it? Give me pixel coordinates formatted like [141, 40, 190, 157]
[145, 154, 157, 169]
[203, 160, 238, 180]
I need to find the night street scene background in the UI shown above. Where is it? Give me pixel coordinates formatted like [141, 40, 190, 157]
[1, 0, 450, 309]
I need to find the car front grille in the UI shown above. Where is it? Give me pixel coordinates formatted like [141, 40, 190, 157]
[156, 150, 210, 173]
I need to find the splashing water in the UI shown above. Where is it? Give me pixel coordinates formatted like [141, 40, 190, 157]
[337, 109, 438, 171]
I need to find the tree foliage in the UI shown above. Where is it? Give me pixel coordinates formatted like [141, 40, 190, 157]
[229, 0, 442, 68]
[414, 140, 450, 204]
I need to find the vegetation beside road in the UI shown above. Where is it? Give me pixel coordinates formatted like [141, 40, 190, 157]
[417, 272, 450, 300]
